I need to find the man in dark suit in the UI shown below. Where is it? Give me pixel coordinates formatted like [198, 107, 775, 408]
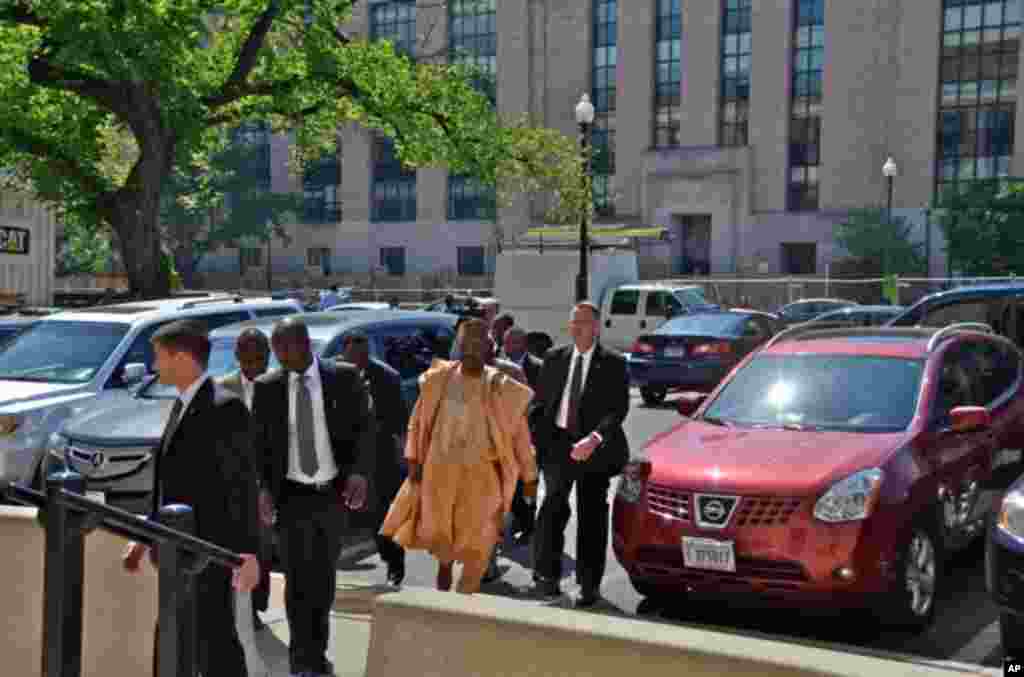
[252, 318, 375, 677]
[122, 320, 261, 677]
[217, 327, 273, 630]
[528, 301, 630, 607]
[341, 332, 409, 586]
[502, 326, 543, 543]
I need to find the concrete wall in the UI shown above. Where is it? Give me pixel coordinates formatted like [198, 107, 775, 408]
[0, 192, 56, 306]
[0, 506, 157, 677]
[366, 588, 980, 677]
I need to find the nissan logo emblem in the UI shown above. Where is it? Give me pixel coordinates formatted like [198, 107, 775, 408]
[703, 500, 726, 521]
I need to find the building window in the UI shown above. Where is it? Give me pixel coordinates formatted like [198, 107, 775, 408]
[226, 121, 271, 211]
[937, 0, 1020, 197]
[369, 0, 417, 56]
[448, 0, 497, 102]
[371, 134, 417, 222]
[781, 242, 817, 275]
[448, 0, 497, 218]
[303, 151, 341, 223]
[653, 0, 682, 148]
[719, 0, 752, 147]
[592, 0, 617, 217]
[241, 247, 263, 268]
[448, 175, 497, 221]
[787, 0, 824, 211]
[380, 247, 406, 275]
[457, 246, 487, 276]
[307, 247, 330, 267]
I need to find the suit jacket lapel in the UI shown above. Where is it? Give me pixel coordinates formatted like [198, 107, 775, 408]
[163, 379, 213, 457]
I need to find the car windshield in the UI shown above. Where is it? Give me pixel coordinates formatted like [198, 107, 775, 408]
[0, 320, 130, 384]
[702, 354, 924, 432]
[659, 313, 745, 335]
[674, 288, 708, 306]
[141, 338, 327, 399]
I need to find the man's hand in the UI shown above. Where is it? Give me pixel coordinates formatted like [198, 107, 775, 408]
[570, 433, 601, 462]
[258, 489, 275, 527]
[122, 542, 148, 573]
[409, 462, 423, 484]
[232, 554, 260, 593]
[341, 473, 368, 510]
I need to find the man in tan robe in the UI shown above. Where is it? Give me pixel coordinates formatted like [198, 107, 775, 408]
[380, 319, 538, 594]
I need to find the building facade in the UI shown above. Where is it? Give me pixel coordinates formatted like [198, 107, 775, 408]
[198, 0, 1022, 280]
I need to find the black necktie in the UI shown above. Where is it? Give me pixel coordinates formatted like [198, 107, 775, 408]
[161, 398, 185, 456]
[566, 353, 583, 435]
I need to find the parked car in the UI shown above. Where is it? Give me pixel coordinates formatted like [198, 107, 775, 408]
[986, 465, 1024, 658]
[614, 322, 1024, 630]
[0, 294, 301, 489]
[775, 298, 859, 326]
[627, 310, 782, 406]
[0, 317, 41, 346]
[601, 284, 720, 352]
[422, 295, 494, 314]
[46, 309, 459, 510]
[808, 305, 905, 327]
[889, 283, 1024, 347]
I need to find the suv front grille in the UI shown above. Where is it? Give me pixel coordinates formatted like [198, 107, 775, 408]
[647, 483, 690, 520]
[734, 497, 802, 527]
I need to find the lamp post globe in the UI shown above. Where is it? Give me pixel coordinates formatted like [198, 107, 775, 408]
[882, 157, 897, 281]
[575, 93, 595, 125]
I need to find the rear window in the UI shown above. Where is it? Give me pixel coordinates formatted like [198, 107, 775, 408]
[703, 354, 924, 432]
[658, 314, 745, 336]
[253, 306, 298, 318]
[673, 288, 708, 306]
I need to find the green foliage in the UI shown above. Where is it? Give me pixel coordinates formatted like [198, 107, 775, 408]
[56, 217, 113, 276]
[0, 1, 585, 295]
[933, 179, 1024, 276]
[833, 207, 925, 275]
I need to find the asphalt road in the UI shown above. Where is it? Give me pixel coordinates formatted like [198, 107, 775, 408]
[341, 389, 1005, 674]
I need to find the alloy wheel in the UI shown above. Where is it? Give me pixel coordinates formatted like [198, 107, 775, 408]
[905, 529, 937, 618]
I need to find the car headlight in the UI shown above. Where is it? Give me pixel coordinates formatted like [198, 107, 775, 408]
[0, 413, 24, 436]
[617, 459, 652, 503]
[998, 491, 1024, 540]
[814, 468, 884, 523]
[47, 432, 69, 460]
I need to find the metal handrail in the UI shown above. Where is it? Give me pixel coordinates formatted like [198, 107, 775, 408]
[925, 322, 993, 352]
[4, 482, 243, 569]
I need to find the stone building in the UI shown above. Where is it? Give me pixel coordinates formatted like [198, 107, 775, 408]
[195, 0, 1021, 284]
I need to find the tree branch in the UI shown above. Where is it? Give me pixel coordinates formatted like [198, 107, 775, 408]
[204, 1, 281, 109]
[26, 53, 140, 123]
[0, 2, 46, 27]
[0, 125, 109, 198]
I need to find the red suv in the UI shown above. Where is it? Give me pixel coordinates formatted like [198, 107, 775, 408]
[613, 323, 1024, 630]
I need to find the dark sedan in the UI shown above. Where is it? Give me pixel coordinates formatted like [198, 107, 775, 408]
[986, 459, 1024, 658]
[776, 298, 859, 326]
[627, 310, 782, 405]
[808, 304, 905, 327]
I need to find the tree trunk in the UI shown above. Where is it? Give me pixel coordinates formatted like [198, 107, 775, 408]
[174, 246, 197, 289]
[108, 188, 170, 300]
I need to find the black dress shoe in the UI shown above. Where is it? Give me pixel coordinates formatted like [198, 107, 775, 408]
[576, 588, 600, 608]
[386, 561, 406, 586]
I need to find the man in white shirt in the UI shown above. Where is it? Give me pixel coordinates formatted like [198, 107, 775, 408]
[217, 328, 273, 630]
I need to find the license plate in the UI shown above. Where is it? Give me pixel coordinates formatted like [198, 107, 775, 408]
[85, 491, 106, 504]
[682, 536, 736, 572]
[664, 347, 686, 357]
[994, 448, 1023, 469]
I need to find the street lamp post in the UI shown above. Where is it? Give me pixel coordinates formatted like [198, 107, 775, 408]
[575, 93, 595, 303]
[882, 157, 897, 277]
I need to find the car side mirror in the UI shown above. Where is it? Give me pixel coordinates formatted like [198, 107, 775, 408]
[949, 405, 991, 433]
[676, 391, 707, 417]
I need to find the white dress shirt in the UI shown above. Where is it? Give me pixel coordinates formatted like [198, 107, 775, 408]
[239, 371, 255, 411]
[177, 374, 209, 417]
[286, 357, 338, 484]
[557, 345, 595, 430]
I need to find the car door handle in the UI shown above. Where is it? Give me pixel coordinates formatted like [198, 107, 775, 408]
[605, 320, 611, 328]
[640, 320, 647, 329]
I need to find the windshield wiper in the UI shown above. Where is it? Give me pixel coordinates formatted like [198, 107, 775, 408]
[700, 416, 732, 427]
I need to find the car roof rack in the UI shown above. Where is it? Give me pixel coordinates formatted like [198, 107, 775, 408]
[178, 294, 244, 309]
[763, 320, 867, 349]
[925, 322, 993, 352]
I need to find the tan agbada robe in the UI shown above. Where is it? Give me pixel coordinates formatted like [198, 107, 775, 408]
[380, 359, 537, 593]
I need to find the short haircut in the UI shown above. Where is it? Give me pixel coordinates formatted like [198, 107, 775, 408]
[236, 328, 270, 353]
[574, 301, 601, 321]
[496, 313, 515, 326]
[458, 317, 487, 336]
[505, 326, 527, 340]
[151, 320, 211, 368]
[271, 317, 309, 344]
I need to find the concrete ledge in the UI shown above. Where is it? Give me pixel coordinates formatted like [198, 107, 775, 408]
[366, 588, 985, 677]
[0, 505, 157, 677]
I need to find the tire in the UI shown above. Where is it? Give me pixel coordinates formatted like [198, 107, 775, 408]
[640, 386, 668, 406]
[1001, 611, 1024, 659]
[882, 518, 943, 631]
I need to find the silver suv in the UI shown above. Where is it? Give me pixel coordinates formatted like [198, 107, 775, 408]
[0, 294, 300, 487]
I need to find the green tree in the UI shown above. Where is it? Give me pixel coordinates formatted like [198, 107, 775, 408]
[933, 179, 1024, 276]
[56, 217, 114, 276]
[0, 1, 586, 298]
[833, 207, 925, 275]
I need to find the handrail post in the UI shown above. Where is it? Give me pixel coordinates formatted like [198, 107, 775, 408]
[155, 504, 199, 677]
[41, 470, 87, 677]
